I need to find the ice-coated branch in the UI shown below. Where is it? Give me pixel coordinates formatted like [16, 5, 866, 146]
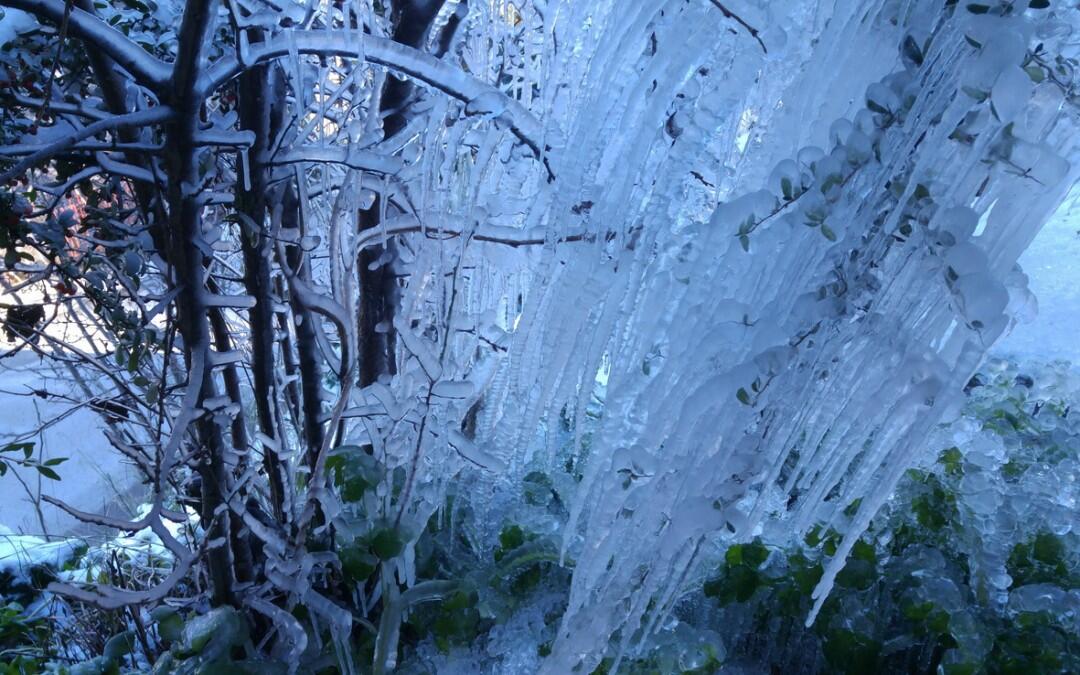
[41, 494, 154, 531]
[285, 274, 354, 378]
[46, 517, 208, 609]
[7, 93, 109, 121]
[0, 0, 172, 88]
[0, 107, 174, 184]
[270, 145, 405, 176]
[352, 213, 591, 254]
[202, 31, 546, 156]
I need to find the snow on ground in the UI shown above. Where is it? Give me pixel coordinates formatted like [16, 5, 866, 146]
[995, 194, 1080, 364]
[0, 350, 144, 536]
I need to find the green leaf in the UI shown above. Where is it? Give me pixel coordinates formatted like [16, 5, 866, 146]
[938, 446, 963, 477]
[823, 530, 841, 557]
[150, 606, 183, 642]
[724, 544, 744, 566]
[741, 540, 770, 567]
[781, 177, 794, 201]
[843, 497, 863, 517]
[43, 457, 68, 466]
[339, 544, 378, 583]
[821, 224, 837, 241]
[705, 564, 761, 604]
[522, 471, 554, 506]
[103, 631, 134, 662]
[1031, 532, 1064, 565]
[370, 527, 404, 560]
[965, 3, 991, 13]
[903, 600, 934, 622]
[1024, 65, 1046, 83]
[738, 234, 750, 252]
[792, 557, 824, 595]
[728, 565, 761, 602]
[736, 388, 751, 405]
[325, 446, 384, 502]
[850, 539, 876, 565]
[823, 629, 881, 674]
[36, 465, 61, 480]
[175, 607, 248, 659]
[901, 35, 924, 67]
[833, 557, 876, 587]
[866, 100, 890, 115]
[499, 524, 526, 553]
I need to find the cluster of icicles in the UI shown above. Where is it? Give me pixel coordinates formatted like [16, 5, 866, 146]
[391, 2, 1076, 672]
[296, 0, 1080, 672]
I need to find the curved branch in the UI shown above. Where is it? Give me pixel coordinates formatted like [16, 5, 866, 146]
[41, 494, 153, 531]
[0, 0, 172, 88]
[270, 145, 405, 176]
[202, 31, 546, 156]
[46, 518, 204, 609]
[0, 107, 174, 183]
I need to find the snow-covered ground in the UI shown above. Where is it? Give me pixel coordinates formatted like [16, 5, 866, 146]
[0, 350, 144, 536]
[995, 195, 1080, 363]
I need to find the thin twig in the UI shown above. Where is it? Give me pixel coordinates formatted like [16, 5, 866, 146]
[708, 1, 767, 54]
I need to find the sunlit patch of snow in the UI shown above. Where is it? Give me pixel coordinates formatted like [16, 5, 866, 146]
[994, 191, 1080, 363]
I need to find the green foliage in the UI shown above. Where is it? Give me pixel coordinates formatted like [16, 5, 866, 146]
[369, 526, 404, 560]
[150, 606, 184, 644]
[325, 446, 384, 503]
[338, 541, 379, 585]
[697, 361, 1080, 674]
[986, 611, 1076, 674]
[703, 540, 771, 604]
[0, 442, 67, 481]
[404, 588, 483, 655]
[149, 607, 267, 674]
[938, 446, 964, 477]
[909, 471, 958, 531]
[0, 602, 48, 670]
[822, 628, 881, 675]
[1007, 532, 1076, 589]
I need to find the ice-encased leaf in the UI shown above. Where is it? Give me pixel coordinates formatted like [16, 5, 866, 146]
[991, 66, 1033, 122]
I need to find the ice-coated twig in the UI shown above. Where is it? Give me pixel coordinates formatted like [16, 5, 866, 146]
[202, 31, 548, 160]
[707, 0, 767, 54]
[0, 107, 174, 184]
[269, 145, 405, 176]
[41, 494, 152, 532]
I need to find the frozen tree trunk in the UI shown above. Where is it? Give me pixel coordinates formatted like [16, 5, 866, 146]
[160, 0, 248, 605]
[236, 49, 289, 521]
